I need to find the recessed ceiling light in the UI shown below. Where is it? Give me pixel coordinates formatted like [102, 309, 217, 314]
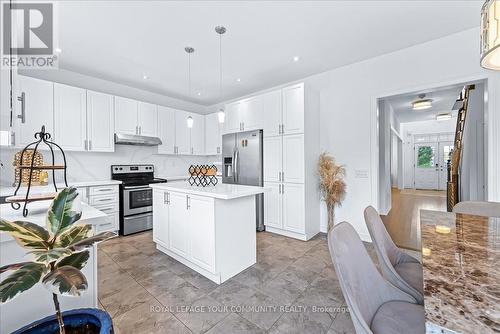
[436, 113, 452, 121]
[293, 56, 300, 62]
[236, 78, 241, 82]
[411, 94, 432, 110]
[142, 75, 149, 80]
[197, 92, 201, 96]
[55, 48, 62, 53]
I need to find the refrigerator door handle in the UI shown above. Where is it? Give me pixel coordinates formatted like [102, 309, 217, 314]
[234, 149, 239, 183]
[232, 149, 237, 182]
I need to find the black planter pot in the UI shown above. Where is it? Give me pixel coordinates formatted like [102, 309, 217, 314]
[12, 308, 113, 334]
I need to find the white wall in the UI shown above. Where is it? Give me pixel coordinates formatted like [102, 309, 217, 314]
[313, 28, 500, 241]
[400, 118, 456, 189]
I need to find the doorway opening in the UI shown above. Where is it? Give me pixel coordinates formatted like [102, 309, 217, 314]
[377, 80, 487, 249]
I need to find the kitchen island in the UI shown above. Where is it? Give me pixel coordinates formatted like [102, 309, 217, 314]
[0, 200, 108, 333]
[150, 182, 268, 284]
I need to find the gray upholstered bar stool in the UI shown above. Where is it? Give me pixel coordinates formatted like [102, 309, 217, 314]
[328, 222, 425, 334]
[364, 206, 424, 305]
[453, 201, 500, 217]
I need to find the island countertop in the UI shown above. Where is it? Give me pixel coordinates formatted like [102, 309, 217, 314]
[150, 181, 268, 200]
[420, 210, 500, 334]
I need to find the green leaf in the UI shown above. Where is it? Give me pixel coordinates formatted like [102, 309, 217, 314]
[28, 248, 72, 264]
[0, 262, 30, 274]
[46, 188, 82, 236]
[69, 231, 116, 251]
[0, 262, 47, 303]
[0, 219, 50, 250]
[55, 224, 92, 248]
[42, 266, 88, 297]
[56, 251, 89, 271]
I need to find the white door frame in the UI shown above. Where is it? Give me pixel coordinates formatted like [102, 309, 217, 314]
[371, 74, 494, 212]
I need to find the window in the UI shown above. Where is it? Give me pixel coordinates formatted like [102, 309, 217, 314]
[417, 146, 435, 168]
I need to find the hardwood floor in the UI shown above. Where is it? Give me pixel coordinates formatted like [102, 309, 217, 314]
[381, 188, 446, 251]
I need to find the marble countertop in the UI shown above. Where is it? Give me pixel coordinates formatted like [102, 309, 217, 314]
[0, 201, 107, 243]
[150, 181, 268, 200]
[420, 210, 500, 334]
[0, 180, 122, 197]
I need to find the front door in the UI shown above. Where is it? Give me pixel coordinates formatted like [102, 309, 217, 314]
[438, 142, 454, 191]
[414, 143, 439, 190]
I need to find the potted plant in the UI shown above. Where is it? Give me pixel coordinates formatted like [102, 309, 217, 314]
[318, 153, 347, 231]
[0, 187, 115, 334]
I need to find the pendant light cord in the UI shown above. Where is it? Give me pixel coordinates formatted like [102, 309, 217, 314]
[219, 32, 222, 101]
[188, 52, 191, 97]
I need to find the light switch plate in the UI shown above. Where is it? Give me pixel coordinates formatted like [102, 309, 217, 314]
[355, 169, 369, 178]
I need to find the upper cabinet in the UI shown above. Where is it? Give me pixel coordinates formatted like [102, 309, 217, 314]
[157, 106, 176, 154]
[114, 97, 138, 135]
[240, 96, 263, 131]
[14, 76, 54, 147]
[86, 91, 114, 152]
[262, 90, 282, 137]
[282, 83, 304, 135]
[224, 102, 241, 133]
[175, 110, 191, 155]
[205, 113, 221, 155]
[138, 102, 158, 137]
[190, 113, 205, 155]
[54, 83, 87, 151]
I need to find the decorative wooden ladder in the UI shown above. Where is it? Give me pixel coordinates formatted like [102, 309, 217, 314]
[447, 84, 475, 212]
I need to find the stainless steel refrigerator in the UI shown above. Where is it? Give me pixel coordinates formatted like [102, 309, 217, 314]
[222, 129, 264, 231]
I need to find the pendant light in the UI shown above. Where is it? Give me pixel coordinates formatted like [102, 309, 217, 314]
[481, 0, 500, 70]
[215, 26, 227, 123]
[185, 46, 195, 128]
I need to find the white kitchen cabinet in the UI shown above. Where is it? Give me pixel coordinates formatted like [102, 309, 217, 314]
[54, 83, 87, 151]
[282, 183, 305, 233]
[175, 110, 191, 155]
[282, 83, 304, 135]
[153, 190, 169, 246]
[282, 134, 304, 183]
[262, 90, 282, 137]
[75, 184, 119, 233]
[86, 90, 115, 152]
[224, 102, 241, 133]
[169, 192, 190, 257]
[190, 113, 205, 155]
[264, 182, 282, 229]
[138, 102, 158, 136]
[240, 96, 263, 131]
[264, 136, 282, 182]
[114, 96, 138, 135]
[188, 195, 215, 271]
[14, 76, 54, 147]
[205, 113, 222, 155]
[157, 106, 176, 154]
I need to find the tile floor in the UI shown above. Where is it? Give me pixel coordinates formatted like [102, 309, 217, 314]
[97, 231, 360, 334]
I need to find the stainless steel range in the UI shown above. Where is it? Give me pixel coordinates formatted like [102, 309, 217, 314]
[111, 164, 167, 235]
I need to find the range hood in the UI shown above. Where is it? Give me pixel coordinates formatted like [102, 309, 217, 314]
[114, 133, 162, 146]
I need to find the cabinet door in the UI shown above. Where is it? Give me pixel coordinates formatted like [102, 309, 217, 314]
[157, 106, 176, 154]
[175, 110, 191, 155]
[138, 102, 158, 136]
[188, 195, 215, 271]
[205, 113, 221, 155]
[54, 84, 87, 151]
[282, 183, 305, 233]
[262, 90, 282, 137]
[14, 76, 54, 147]
[153, 190, 169, 246]
[190, 113, 205, 155]
[114, 96, 138, 135]
[264, 182, 282, 229]
[282, 134, 304, 183]
[264, 136, 282, 182]
[224, 102, 241, 133]
[87, 90, 114, 152]
[169, 192, 189, 257]
[240, 96, 263, 131]
[282, 83, 304, 135]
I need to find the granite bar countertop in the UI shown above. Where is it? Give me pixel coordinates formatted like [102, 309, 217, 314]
[420, 210, 500, 334]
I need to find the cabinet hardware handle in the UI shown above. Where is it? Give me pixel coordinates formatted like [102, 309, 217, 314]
[164, 192, 168, 204]
[98, 198, 113, 202]
[281, 124, 285, 134]
[282, 184, 284, 194]
[282, 171, 284, 181]
[89, 140, 92, 151]
[84, 139, 88, 151]
[186, 195, 190, 210]
[17, 92, 26, 123]
[97, 188, 113, 192]
[100, 222, 113, 227]
[279, 184, 281, 194]
[139, 126, 142, 135]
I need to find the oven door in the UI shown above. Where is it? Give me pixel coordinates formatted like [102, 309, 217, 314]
[123, 185, 153, 216]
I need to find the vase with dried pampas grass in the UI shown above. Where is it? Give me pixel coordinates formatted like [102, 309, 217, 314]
[318, 153, 346, 231]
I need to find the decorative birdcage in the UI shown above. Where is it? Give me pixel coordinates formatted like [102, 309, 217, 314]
[6, 126, 68, 217]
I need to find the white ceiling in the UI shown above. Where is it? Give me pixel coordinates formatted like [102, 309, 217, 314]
[56, 1, 482, 106]
[386, 85, 463, 123]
